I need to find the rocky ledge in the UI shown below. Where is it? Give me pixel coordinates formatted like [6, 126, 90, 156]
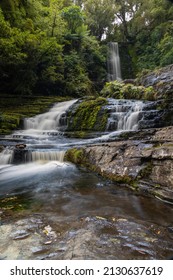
[65, 126, 173, 204]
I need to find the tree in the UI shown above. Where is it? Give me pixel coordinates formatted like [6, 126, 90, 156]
[82, 0, 116, 41]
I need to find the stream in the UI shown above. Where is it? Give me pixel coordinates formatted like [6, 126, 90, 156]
[0, 99, 173, 260]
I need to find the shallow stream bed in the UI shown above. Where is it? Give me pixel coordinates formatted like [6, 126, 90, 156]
[0, 161, 173, 260]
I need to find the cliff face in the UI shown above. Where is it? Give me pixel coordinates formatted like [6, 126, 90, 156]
[65, 65, 173, 203]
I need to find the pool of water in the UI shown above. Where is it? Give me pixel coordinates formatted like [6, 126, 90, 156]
[0, 159, 173, 260]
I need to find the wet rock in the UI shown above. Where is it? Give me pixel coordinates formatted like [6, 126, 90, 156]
[31, 246, 49, 255]
[13, 148, 28, 164]
[10, 230, 30, 240]
[66, 126, 173, 203]
[0, 212, 173, 260]
[15, 144, 26, 149]
[138, 64, 173, 98]
[137, 65, 173, 126]
[0, 145, 4, 152]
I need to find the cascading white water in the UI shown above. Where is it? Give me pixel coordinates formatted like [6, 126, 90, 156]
[23, 99, 77, 135]
[26, 150, 66, 163]
[0, 99, 78, 166]
[107, 42, 122, 81]
[0, 148, 14, 165]
[106, 99, 144, 131]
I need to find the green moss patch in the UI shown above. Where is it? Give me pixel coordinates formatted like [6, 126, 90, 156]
[65, 148, 85, 164]
[101, 81, 156, 101]
[67, 97, 108, 134]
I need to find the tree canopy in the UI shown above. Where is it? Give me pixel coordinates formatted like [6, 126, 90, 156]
[0, 0, 172, 96]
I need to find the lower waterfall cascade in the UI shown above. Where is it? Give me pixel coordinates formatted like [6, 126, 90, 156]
[0, 98, 173, 260]
[24, 99, 78, 134]
[0, 98, 163, 165]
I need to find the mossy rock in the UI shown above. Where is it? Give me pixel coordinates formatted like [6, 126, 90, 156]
[67, 97, 108, 134]
[65, 148, 85, 164]
[65, 148, 134, 186]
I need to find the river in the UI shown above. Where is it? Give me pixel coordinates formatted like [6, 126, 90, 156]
[0, 99, 173, 260]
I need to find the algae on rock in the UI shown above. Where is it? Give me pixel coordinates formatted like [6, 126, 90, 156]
[66, 97, 108, 137]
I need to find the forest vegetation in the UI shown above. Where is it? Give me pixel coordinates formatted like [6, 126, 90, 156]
[0, 0, 173, 97]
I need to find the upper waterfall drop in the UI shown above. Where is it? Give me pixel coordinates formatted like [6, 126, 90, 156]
[107, 42, 122, 81]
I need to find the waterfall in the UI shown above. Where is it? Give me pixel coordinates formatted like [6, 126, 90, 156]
[25, 150, 66, 163]
[0, 100, 78, 166]
[106, 99, 144, 131]
[0, 148, 14, 165]
[107, 42, 122, 81]
[23, 99, 77, 134]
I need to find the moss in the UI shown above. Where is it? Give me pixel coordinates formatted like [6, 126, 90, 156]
[67, 97, 108, 134]
[65, 148, 85, 164]
[100, 81, 156, 101]
[101, 170, 133, 185]
[138, 162, 153, 179]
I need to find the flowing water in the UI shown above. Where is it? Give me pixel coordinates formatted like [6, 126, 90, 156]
[0, 99, 173, 260]
[107, 42, 122, 81]
[106, 99, 143, 131]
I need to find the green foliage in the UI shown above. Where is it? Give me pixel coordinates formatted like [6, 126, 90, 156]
[158, 23, 173, 66]
[81, 37, 107, 91]
[64, 51, 92, 96]
[83, 0, 116, 41]
[0, 1, 107, 96]
[0, 0, 173, 96]
[101, 81, 156, 101]
[61, 5, 85, 34]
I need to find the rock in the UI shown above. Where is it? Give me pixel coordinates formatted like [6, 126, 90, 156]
[138, 64, 173, 98]
[13, 147, 28, 164]
[15, 144, 26, 149]
[137, 65, 173, 126]
[10, 230, 30, 240]
[65, 126, 173, 203]
[0, 145, 4, 153]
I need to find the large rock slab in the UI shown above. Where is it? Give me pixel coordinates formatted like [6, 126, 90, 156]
[65, 126, 173, 203]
